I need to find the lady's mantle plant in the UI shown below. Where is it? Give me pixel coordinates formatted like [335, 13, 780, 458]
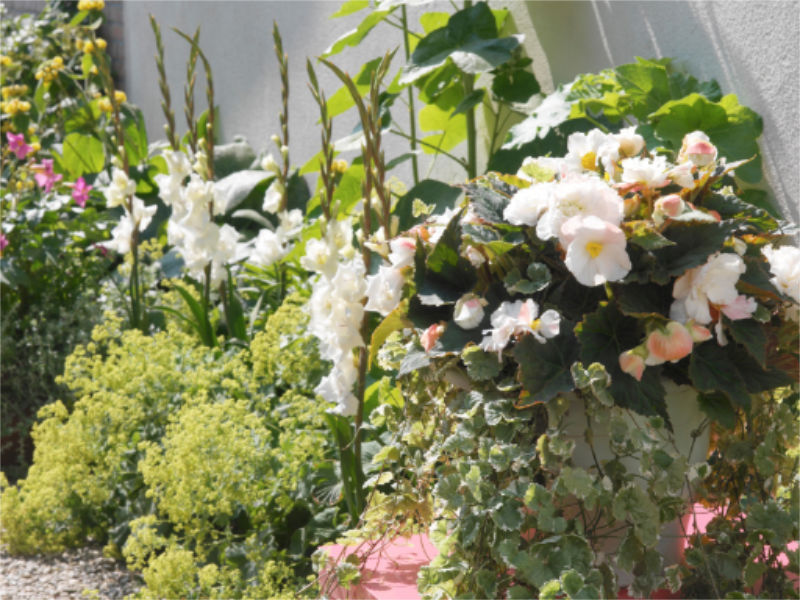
[330, 118, 799, 596]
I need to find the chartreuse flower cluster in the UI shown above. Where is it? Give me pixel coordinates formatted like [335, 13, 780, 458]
[0, 294, 335, 598]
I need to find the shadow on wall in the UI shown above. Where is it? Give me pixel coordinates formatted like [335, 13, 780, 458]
[519, 0, 799, 224]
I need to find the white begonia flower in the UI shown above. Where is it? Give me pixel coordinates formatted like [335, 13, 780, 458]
[105, 168, 136, 208]
[620, 155, 671, 189]
[465, 245, 486, 267]
[561, 215, 631, 287]
[364, 265, 405, 316]
[504, 182, 554, 227]
[301, 238, 338, 278]
[262, 180, 283, 213]
[611, 126, 645, 159]
[669, 252, 747, 324]
[479, 299, 560, 355]
[762, 244, 800, 303]
[534, 176, 623, 244]
[667, 162, 695, 189]
[388, 236, 417, 268]
[249, 229, 284, 268]
[453, 294, 486, 330]
[565, 129, 616, 173]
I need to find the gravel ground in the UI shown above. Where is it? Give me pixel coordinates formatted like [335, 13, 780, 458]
[0, 546, 142, 599]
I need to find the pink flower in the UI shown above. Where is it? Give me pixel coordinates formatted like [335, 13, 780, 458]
[32, 159, 63, 193]
[645, 321, 694, 365]
[6, 132, 32, 159]
[0, 233, 8, 253]
[69, 176, 92, 207]
[420, 323, 444, 352]
[619, 349, 645, 381]
[686, 321, 712, 342]
[721, 294, 757, 320]
[681, 131, 718, 167]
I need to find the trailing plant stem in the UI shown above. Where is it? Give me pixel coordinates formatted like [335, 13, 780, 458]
[463, 71, 477, 179]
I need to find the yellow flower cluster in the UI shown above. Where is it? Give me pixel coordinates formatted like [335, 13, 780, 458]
[97, 90, 127, 112]
[34, 56, 64, 84]
[331, 158, 349, 174]
[1, 98, 31, 116]
[77, 0, 105, 10]
[1, 84, 28, 99]
[0, 54, 12, 66]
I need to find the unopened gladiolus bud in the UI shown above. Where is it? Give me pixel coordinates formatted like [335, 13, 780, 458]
[420, 323, 444, 352]
[261, 153, 279, 173]
[280, 145, 289, 159]
[454, 294, 486, 330]
[271, 134, 281, 145]
[619, 349, 645, 381]
[645, 321, 694, 365]
[331, 159, 348, 174]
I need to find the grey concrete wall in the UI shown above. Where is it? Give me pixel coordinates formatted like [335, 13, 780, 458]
[123, 1, 798, 220]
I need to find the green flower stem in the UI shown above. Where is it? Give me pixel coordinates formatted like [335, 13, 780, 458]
[462, 71, 477, 179]
[401, 5, 420, 186]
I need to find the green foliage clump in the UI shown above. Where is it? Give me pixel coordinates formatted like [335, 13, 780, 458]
[1, 294, 339, 598]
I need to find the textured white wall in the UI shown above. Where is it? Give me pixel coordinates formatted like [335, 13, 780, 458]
[505, 0, 799, 222]
[124, 1, 798, 220]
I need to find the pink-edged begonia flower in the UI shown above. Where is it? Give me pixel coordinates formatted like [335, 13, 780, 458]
[454, 293, 486, 330]
[480, 299, 560, 355]
[561, 215, 631, 287]
[762, 244, 800, 303]
[388, 236, 417, 268]
[653, 194, 685, 223]
[6, 132, 32, 159]
[420, 323, 445, 353]
[32, 159, 63, 193]
[669, 252, 746, 324]
[619, 349, 646, 381]
[645, 321, 694, 365]
[620, 155, 671, 190]
[680, 131, 717, 167]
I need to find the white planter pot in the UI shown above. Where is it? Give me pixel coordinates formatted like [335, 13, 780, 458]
[561, 379, 709, 583]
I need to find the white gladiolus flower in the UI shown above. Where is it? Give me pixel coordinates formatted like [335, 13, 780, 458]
[535, 176, 623, 244]
[453, 294, 486, 329]
[762, 244, 800, 303]
[364, 265, 405, 316]
[326, 218, 354, 251]
[104, 197, 156, 255]
[262, 181, 283, 213]
[301, 238, 338, 278]
[620, 155, 671, 189]
[154, 150, 191, 206]
[669, 252, 747, 324]
[316, 354, 359, 417]
[275, 209, 304, 243]
[105, 168, 136, 208]
[388, 236, 417, 268]
[331, 261, 367, 304]
[249, 229, 284, 268]
[561, 215, 631, 287]
[504, 182, 554, 227]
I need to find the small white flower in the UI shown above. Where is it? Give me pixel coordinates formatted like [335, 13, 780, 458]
[667, 162, 695, 189]
[611, 126, 645, 158]
[565, 129, 615, 174]
[679, 131, 717, 167]
[479, 299, 560, 354]
[561, 215, 631, 287]
[105, 168, 136, 208]
[364, 265, 405, 316]
[762, 244, 800, 303]
[275, 209, 304, 243]
[453, 294, 486, 329]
